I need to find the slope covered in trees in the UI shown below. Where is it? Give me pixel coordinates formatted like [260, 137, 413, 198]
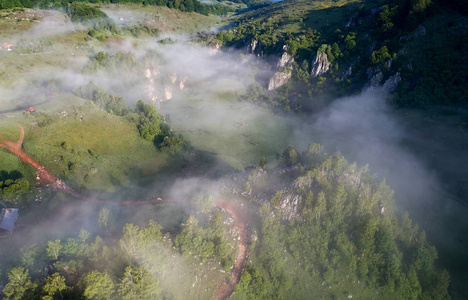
[0, 145, 451, 299]
[210, 0, 467, 110]
[233, 145, 450, 299]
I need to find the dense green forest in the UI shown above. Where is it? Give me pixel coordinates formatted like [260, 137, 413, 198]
[233, 146, 450, 299]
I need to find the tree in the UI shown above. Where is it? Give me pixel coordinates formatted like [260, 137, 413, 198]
[47, 240, 63, 260]
[95, 51, 107, 64]
[282, 146, 298, 166]
[371, 46, 392, 65]
[175, 215, 215, 261]
[185, 0, 194, 12]
[2, 267, 36, 300]
[158, 136, 185, 154]
[136, 100, 161, 141]
[120, 224, 141, 256]
[259, 157, 267, 168]
[118, 266, 160, 300]
[344, 33, 357, 51]
[194, 195, 214, 212]
[1, 177, 30, 204]
[411, 0, 432, 13]
[20, 243, 44, 269]
[377, 5, 396, 35]
[98, 208, 110, 230]
[79, 228, 91, 243]
[81, 271, 115, 300]
[43, 273, 67, 300]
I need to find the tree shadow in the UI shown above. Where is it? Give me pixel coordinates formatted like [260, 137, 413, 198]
[0, 170, 24, 182]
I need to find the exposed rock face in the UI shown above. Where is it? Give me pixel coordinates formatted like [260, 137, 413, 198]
[179, 76, 187, 90]
[277, 51, 294, 68]
[247, 39, 263, 56]
[268, 70, 292, 91]
[268, 50, 294, 90]
[400, 25, 427, 42]
[341, 66, 353, 81]
[383, 72, 401, 92]
[145, 67, 159, 105]
[277, 190, 302, 220]
[164, 87, 172, 100]
[414, 25, 426, 38]
[310, 52, 331, 77]
[145, 63, 188, 104]
[169, 73, 177, 84]
[370, 71, 383, 87]
[364, 67, 383, 91]
[209, 43, 221, 56]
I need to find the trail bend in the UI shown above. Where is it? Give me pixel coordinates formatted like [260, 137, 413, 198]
[0, 125, 167, 205]
[1, 124, 250, 299]
[214, 199, 249, 300]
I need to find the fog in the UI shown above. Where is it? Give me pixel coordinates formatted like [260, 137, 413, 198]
[23, 10, 75, 38]
[291, 90, 468, 297]
[1, 7, 467, 298]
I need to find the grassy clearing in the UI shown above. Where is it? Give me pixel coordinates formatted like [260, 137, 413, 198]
[0, 9, 38, 37]
[99, 4, 227, 34]
[0, 118, 37, 183]
[237, 0, 363, 37]
[162, 98, 293, 169]
[0, 104, 169, 193]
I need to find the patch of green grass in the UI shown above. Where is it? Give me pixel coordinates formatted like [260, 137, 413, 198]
[99, 4, 226, 34]
[162, 99, 292, 169]
[3, 105, 170, 193]
[0, 118, 37, 181]
[238, 0, 363, 36]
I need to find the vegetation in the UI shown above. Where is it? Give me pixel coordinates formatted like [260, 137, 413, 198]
[0, 145, 450, 299]
[0, 0, 465, 299]
[68, 2, 116, 31]
[0, 0, 233, 15]
[211, 0, 467, 111]
[74, 82, 128, 116]
[0, 171, 31, 205]
[233, 145, 450, 299]
[0, 207, 236, 299]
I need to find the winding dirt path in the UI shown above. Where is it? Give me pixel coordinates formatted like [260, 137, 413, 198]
[1, 125, 250, 298]
[0, 125, 165, 205]
[214, 199, 249, 300]
[0, 124, 58, 185]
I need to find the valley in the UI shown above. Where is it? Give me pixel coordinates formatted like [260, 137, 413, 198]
[0, 0, 466, 299]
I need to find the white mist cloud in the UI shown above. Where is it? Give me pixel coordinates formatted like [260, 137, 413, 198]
[290, 90, 468, 291]
[24, 11, 76, 38]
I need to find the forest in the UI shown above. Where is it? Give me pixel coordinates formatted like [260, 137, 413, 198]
[0, 0, 466, 299]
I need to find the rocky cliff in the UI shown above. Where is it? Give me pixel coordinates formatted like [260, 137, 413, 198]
[268, 49, 294, 90]
[310, 52, 331, 77]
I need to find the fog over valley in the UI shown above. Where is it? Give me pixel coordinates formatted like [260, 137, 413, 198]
[0, 1, 467, 299]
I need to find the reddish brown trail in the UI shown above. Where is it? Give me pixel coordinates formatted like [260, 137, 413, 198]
[214, 199, 249, 300]
[0, 125, 165, 205]
[1, 125, 249, 299]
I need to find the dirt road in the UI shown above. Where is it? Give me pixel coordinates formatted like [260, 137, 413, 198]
[1, 125, 249, 298]
[0, 124, 58, 184]
[214, 199, 249, 300]
[0, 125, 166, 204]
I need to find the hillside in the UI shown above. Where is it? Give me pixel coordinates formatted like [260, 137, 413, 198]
[0, 1, 466, 299]
[209, 0, 467, 110]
